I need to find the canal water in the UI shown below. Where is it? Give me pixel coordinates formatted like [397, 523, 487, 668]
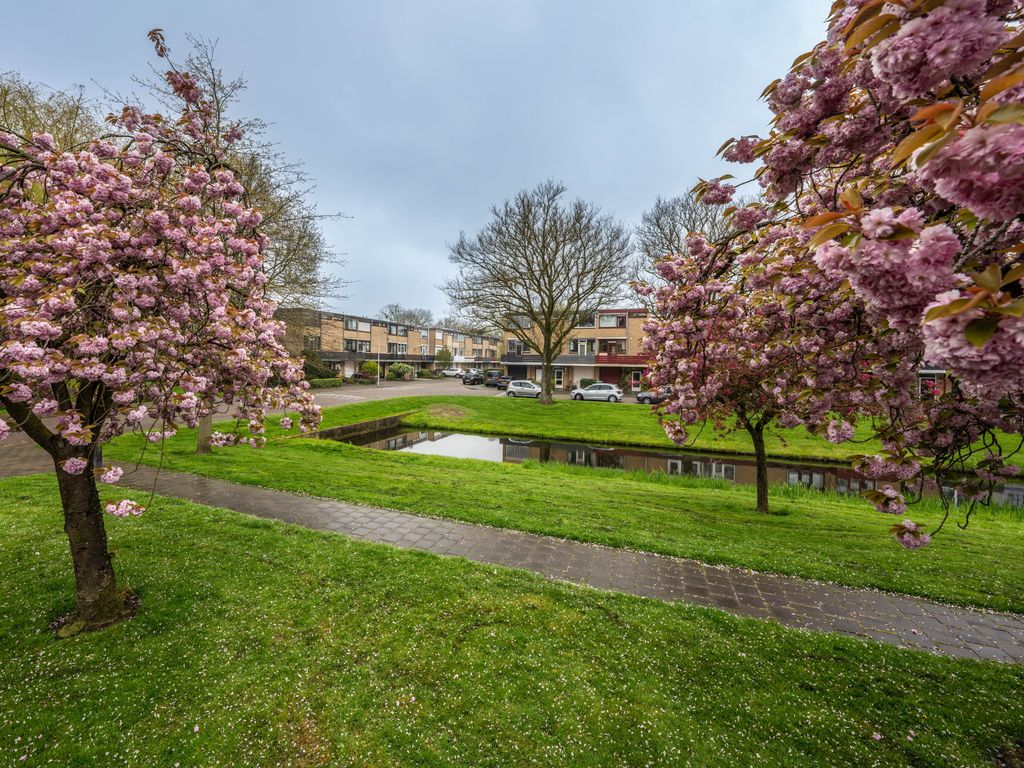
[339, 426, 1024, 506]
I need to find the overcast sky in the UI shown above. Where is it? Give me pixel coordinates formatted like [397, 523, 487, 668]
[5, 1, 827, 318]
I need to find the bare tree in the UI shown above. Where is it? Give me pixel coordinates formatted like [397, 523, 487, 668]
[436, 312, 500, 336]
[379, 303, 435, 327]
[631, 192, 734, 312]
[444, 180, 631, 404]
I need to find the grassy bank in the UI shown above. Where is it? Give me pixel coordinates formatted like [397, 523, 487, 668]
[106, 425, 1024, 612]
[2, 474, 1022, 767]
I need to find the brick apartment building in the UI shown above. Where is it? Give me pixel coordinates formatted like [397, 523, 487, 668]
[276, 308, 501, 377]
[501, 308, 651, 391]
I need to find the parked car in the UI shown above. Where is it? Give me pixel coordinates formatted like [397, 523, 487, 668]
[462, 371, 485, 385]
[635, 386, 670, 405]
[440, 368, 463, 377]
[484, 370, 502, 387]
[505, 380, 542, 398]
[496, 375, 512, 390]
[570, 382, 624, 402]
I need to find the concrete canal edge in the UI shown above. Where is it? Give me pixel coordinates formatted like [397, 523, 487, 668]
[299, 412, 417, 441]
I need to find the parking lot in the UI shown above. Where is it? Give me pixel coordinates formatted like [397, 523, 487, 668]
[310, 375, 574, 407]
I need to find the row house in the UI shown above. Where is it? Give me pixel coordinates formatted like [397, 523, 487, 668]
[501, 308, 651, 390]
[276, 308, 501, 377]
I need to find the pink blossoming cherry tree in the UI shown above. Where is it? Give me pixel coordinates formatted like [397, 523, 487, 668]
[0, 31, 319, 633]
[642, 0, 1024, 546]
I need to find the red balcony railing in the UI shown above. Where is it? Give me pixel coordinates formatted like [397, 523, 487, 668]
[595, 353, 649, 365]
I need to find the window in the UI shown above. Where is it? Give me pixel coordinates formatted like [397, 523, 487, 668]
[788, 470, 824, 489]
[358, 320, 372, 333]
[598, 313, 627, 328]
[344, 318, 359, 331]
[472, 335, 483, 344]
[567, 449, 592, 466]
[919, 371, 946, 398]
[576, 314, 595, 328]
[387, 343, 407, 354]
[472, 348, 483, 357]
[420, 345, 428, 355]
[569, 338, 593, 355]
[505, 443, 530, 460]
[509, 316, 531, 330]
[420, 329, 428, 339]
[666, 459, 683, 476]
[388, 324, 407, 336]
[595, 452, 624, 469]
[454, 333, 466, 342]
[710, 463, 736, 482]
[344, 339, 370, 353]
[303, 335, 321, 351]
[1003, 485, 1024, 507]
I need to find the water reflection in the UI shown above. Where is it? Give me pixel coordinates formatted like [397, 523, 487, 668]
[338, 427, 1024, 506]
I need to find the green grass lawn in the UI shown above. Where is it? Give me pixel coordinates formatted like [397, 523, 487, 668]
[106, 419, 1024, 613]
[2, 474, 1022, 767]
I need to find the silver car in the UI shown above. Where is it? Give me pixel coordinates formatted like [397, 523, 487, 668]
[505, 380, 542, 398]
[570, 383, 624, 402]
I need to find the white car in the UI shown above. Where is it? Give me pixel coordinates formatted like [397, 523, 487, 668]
[505, 380, 542, 398]
[440, 369, 463, 377]
[570, 383, 624, 402]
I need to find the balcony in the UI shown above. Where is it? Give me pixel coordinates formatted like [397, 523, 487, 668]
[320, 351, 438, 363]
[501, 354, 601, 366]
[595, 353, 649, 366]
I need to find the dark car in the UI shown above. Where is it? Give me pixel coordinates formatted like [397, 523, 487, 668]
[496, 375, 512, 390]
[635, 387, 670, 405]
[484, 370, 502, 387]
[462, 371, 485, 385]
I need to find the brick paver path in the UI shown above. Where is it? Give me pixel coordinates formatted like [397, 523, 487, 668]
[3, 440, 1024, 662]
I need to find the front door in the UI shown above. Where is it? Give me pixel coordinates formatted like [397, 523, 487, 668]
[554, 368, 564, 388]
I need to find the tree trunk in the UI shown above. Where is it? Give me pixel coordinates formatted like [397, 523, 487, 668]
[747, 424, 770, 513]
[54, 455, 125, 632]
[196, 414, 213, 454]
[539, 352, 555, 405]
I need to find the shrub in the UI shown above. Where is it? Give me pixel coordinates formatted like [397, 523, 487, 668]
[303, 352, 336, 380]
[580, 378, 597, 388]
[416, 368, 432, 378]
[307, 377, 344, 389]
[387, 362, 415, 381]
[360, 360, 379, 377]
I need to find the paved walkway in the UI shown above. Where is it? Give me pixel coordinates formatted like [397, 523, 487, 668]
[3, 441, 1024, 662]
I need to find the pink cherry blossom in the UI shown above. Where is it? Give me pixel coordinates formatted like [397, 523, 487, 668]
[99, 466, 124, 484]
[105, 499, 145, 517]
[61, 458, 88, 475]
